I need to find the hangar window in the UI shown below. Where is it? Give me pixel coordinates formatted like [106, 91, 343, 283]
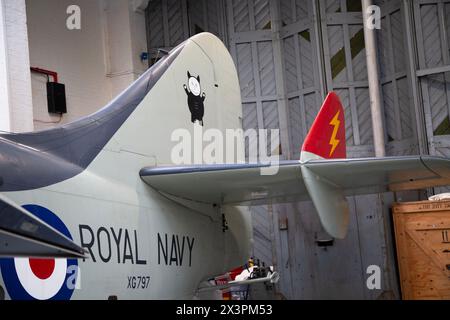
[434, 117, 450, 136]
[194, 24, 204, 34]
[330, 29, 365, 80]
[145, 0, 226, 68]
[346, 0, 362, 12]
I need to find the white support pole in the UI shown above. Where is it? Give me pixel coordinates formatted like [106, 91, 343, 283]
[362, 0, 386, 157]
[0, 0, 11, 132]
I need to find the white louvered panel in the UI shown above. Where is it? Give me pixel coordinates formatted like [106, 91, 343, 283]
[188, 0, 205, 31]
[147, 0, 164, 48]
[263, 101, 279, 130]
[351, 45, 367, 83]
[328, 24, 344, 62]
[283, 36, 298, 93]
[446, 3, 450, 56]
[377, 16, 391, 80]
[355, 88, 373, 146]
[328, 25, 348, 83]
[263, 101, 280, 155]
[253, 0, 271, 30]
[236, 43, 256, 98]
[387, 143, 418, 157]
[325, 0, 340, 14]
[298, 31, 315, 89]
[335, 89, 355, 146]
[258, 41, 277, 96]
[288, 97, 303, 160]
[242, 102, 259, 160]
[304, 92, 320, 130]
[436, 147, 450, 156]
[349, 25, 367, 82]
[382, 82, 399, 141]
[435, 143, 450, 158]
[206, 0, 220, 36]
[434, 144, 450, 193]
[424, 74, 449, 132]
[420, 4, 444, 68]
[295, 0, 309, 21]
[397, 77, 413, 139]
[232, 0, 250, 32]
[391, 10, 406, 74]
[243, 102, 259, 131]
[280, 0, 294, 25]
[167, 0, 184, 46]
[303, 93, 321, 130]
[304, 93, 317, 131]
[376, 2, 416, 156]
[349, 23, 363, 38]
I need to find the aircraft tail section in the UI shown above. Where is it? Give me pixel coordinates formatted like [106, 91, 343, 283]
[110, 32, 245, 166]
[0, 32, 249, 269]
[0, 33, 244, 192]
[300, 92, 349, 238]
[0, 40, 185, 191]
[140, 88, 450, 241]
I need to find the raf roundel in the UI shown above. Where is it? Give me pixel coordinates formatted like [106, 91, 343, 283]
[0, 205, 78, 300]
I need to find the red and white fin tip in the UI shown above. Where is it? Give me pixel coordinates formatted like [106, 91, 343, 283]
[301, 92, 346, 163]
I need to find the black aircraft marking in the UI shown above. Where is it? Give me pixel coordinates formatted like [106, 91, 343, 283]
[158, 233, 195, 267]
[79, 225, 147, 265]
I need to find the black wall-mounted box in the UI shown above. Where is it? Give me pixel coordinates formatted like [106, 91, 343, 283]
[47, 82, 67, 114]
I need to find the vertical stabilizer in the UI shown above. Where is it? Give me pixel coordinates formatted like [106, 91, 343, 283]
[301, 92, 349, 239]
[301, 92, 346, 162]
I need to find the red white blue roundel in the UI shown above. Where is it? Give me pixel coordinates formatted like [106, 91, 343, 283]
[0, 205, 78, 300]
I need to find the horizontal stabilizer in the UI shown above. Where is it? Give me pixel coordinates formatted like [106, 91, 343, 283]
[140, 156, 450, 238]
[0, 194, 86, 258]
[140, 90, 450, 239]
[140, 156, 450, 204]
[140, 163, 307, 205]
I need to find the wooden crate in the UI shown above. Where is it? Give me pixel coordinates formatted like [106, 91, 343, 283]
[393, 201, 450, 300]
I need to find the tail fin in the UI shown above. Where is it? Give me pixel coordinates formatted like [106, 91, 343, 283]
[300, 92, 349, 239]
[301, 92, 346, 162]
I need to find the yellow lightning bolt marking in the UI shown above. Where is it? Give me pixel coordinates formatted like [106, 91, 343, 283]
[329, 111, 341, 157]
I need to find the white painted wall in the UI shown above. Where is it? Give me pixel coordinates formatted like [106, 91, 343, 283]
[0, 0, 33, 133]
[26, 0, 112, 130]
[104, 0, 149, 96]
[0, 0, 11, 132]
[26, 0, 149, 130]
